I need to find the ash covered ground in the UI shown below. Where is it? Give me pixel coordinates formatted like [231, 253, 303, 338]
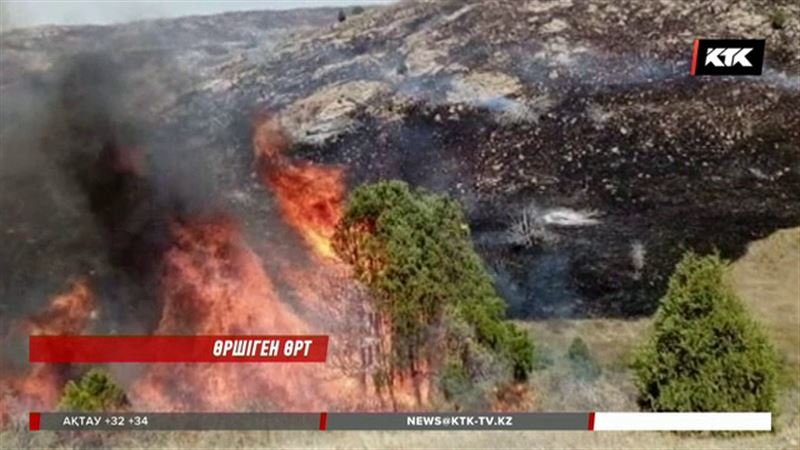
[0, 0, 799, 421]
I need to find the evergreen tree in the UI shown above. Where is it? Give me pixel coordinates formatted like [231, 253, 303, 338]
[334, 181, 534, 399]
[633, 252, 779, 412]
[60, 369, 129, 412]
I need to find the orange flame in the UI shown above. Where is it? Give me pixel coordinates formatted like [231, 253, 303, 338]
[26, 280, 95, 336]
[252, 116, 344, 260]
[131, 217, 340, 411]
[2, 112, 398, 422]
[1, 280, 95, 426]
[265, 163, 344, 259]
[155, 216, 307, 335]
[251, 114, 424, 410]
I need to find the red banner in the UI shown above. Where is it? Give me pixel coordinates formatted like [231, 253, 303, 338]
[29, 335, 329, 363]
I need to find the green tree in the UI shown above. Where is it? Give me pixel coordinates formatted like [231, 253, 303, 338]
[632, 252, 779, 412]
[334, 181, 534, 402]
[60, 369, 129, 412]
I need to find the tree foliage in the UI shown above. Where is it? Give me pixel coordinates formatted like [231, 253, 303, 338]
[632, 252, 779, 412]
[59, 369, 129, 412]
[334, 181, 534, 396]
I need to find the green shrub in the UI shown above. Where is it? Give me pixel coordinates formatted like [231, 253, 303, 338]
[769, 9, 790, 30]
[439, 359, 472, 402]
[567, 336, 591, 362]
[351, 6, 365, 15]
[632, 252, 779, 412]
[334, 181, 534, 388]
[567, 336, 601, 380]
[59, 369, 129, 412]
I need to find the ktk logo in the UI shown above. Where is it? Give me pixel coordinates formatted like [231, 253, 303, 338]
[705, 48, 753, 67]
[691, 39, 765, 76]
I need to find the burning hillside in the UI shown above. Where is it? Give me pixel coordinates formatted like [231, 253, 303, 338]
[0, 53, 378, 423]
[1, 0, 799, 431]
[0, 281, 96, 426]
[132, 216, 337, 412]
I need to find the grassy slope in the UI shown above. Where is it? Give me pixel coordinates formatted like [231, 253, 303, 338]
[728, 228, 800, 386]
[2, 228, 798, 449]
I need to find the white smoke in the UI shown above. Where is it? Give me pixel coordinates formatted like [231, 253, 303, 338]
[0, 1, 393, 31]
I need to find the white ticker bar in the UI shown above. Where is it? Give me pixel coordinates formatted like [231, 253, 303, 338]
[593, 412, 771, 431]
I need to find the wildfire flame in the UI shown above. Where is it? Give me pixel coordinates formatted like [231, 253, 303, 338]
[249, 114, 398, 409]
[130, 216, 339, 411]
[252, 116, 344, 260]
[250, 114, 419, 409]
[0, 280, 96, 426]
[155, 216, 307, 335]
[2, 111, 392, 424]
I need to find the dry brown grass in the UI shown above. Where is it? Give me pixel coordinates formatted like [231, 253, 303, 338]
[2, 228, 798, 449]
[727, 227, 800, 385]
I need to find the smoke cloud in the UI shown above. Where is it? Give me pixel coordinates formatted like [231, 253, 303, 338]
[0, 1, 394, 31]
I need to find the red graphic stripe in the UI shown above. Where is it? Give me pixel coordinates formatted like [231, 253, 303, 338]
[30, 335, 329, 363]
[690, 39, 700, 76]
[588, 411, 596, 431]
[319, 412, 328, 431]
[29, 412, 41, 431]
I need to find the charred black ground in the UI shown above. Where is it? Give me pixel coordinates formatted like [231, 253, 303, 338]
[1, 1, 799, 326]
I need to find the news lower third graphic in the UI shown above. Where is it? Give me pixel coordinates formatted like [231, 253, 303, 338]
[28, 412, 772, 432]
[29, 335, 329, 363]
[27, 336, 773, 432]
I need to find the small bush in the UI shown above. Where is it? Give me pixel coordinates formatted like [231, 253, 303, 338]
[396, 60, 408, 76]
[632, 252, 779, 412]
[567, 337, 601, 379]
[769, 9, 790, 30]
[439, 359, 474, 405]
[351, 6, 365, 15]
[567, 336, 591, 361]
[60, 369, 129, 412]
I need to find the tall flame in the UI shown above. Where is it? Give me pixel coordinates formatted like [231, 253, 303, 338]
[130, 216, 346, 411]
[249, 114, 393, 408]
[250, 115, 424, 410]
[155, 216, 307, 335]
[252, 116, 344, 260]
[2, 113, 390, 425]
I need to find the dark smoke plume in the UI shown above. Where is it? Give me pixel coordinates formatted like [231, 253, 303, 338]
[0, 52, 219, 336]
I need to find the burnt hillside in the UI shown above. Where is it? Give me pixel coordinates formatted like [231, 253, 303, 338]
[1, 0, 799, 320]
